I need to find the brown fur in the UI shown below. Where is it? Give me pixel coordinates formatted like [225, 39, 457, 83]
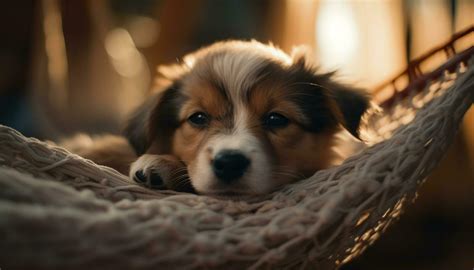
[60, 135, 136, 175]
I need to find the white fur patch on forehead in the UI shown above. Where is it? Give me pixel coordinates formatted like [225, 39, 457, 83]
[211, 41, 291, 99]
[232, 104, 249, 134]
[211, 51, 265, 100]
[189, 40, 292, 68]
[185, 41, 292, 102]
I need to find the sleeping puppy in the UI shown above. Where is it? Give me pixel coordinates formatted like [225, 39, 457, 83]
[117, 40, 370, 197]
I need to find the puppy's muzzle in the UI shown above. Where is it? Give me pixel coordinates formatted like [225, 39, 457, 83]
[212, 149, 250, 183]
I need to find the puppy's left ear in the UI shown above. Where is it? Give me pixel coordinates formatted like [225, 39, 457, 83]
[326, 83, 370, 139]
[290, 46, 370, 138]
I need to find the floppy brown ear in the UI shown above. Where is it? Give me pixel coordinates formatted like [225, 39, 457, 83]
[324, 82, 370, 139]
[290, 47, 370, 138]
[123, 82, 184, 155]
[123, 93, 159, 155]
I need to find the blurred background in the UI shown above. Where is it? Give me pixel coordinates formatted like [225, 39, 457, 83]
[0, 0, 472, 269]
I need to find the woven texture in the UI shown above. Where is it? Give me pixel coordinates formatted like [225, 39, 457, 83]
[0, 54, 473, 269]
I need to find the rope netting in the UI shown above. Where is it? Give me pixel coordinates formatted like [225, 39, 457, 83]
[0, 28, 472, 269]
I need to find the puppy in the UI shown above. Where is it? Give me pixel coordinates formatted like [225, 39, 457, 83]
[118, 40, 370, 197]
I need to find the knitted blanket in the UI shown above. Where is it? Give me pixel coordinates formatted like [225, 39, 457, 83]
[0, 55, 472, 270]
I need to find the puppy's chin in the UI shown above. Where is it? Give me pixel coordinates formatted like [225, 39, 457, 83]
[188, 170, 273, 197]
[198, 188, 257, 199]
[187, 153, 274, 197]
[191, 172, 308, 198]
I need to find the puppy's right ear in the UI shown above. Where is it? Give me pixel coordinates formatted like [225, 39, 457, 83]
[123, 82, 184, 155]
[123, 94, 160, 155]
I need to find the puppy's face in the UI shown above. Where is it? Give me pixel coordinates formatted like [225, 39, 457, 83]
[126, 41, 369, 196]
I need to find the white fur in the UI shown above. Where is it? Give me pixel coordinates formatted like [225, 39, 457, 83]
[192, 108, 272, 194]
[130, 154, 172, 181]
[211, 52, 266, 99]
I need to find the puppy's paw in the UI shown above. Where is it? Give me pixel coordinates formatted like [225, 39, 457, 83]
[133, 168, 165, 189]
[129, 154, 185, 190]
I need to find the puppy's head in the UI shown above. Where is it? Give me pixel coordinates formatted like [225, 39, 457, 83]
[125, 40, 369, 197]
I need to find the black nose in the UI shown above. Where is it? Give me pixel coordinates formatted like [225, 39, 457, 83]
[212, 150, 250, 183]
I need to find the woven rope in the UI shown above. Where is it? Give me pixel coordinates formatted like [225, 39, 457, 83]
[0, 54, 473, 269]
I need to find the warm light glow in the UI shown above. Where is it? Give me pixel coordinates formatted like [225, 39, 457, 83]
[316, 2, 359, 68]
[278, 0, 318, 52]
[105, 28, 145, 78]
[126, 16, 160, 48]
[104, 27, 150, 119]
[105, 28, 135, 60]
[315, 0, 406, 89]
[42, 0, 69, 108]
[409, 0, 452, 59]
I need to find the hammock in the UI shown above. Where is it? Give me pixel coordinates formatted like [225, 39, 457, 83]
[0, 27, 473, 269]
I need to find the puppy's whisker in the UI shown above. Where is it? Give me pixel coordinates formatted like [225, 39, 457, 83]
[173, 171, 188, 177]
[175, 175, 190, 182]
[273, 172, 302, 180]
[273, 168, 306, 181]
[174, 177, 192, 190]
[290, 81, 332, 91]
[174, 173, 190, 182]
[170, 168, 188, 175]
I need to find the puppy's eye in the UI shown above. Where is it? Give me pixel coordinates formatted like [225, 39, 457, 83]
[188, 112, 210, 127]
[263, 112, 289, 129]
